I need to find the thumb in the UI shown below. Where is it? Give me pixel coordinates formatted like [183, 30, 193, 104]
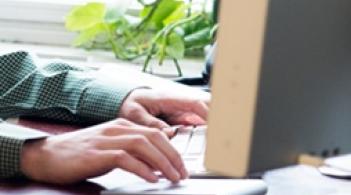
[143, 114, 170, 129]
[133, 107, 170, 129]
[138, 113, 176, 138]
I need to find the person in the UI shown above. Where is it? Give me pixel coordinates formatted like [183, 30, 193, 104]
[0, 51, 210, 184]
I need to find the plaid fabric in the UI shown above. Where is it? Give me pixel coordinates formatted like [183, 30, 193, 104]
[0, 51, 137, 178]
[0, 136, 24, 178]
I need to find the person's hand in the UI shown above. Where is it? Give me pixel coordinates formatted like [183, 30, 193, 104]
[119, 88, 210, 130]
[20, 119, 187, 184]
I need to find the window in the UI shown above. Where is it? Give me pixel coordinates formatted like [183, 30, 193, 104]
[0, 0, 137, 45]
[0, 0, 212, 46]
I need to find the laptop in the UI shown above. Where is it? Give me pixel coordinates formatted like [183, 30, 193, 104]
[104, 0, 351, 193]
[102, 125, 267, 195]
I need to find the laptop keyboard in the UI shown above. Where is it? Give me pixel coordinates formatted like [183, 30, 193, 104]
[170, 126, 208, 176]
[170, 126, 206, 155]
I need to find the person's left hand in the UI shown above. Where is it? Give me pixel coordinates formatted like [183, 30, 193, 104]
[119, 88, 210, 130]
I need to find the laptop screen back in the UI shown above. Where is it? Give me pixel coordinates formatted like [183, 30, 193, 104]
[205, 0, 351, 176]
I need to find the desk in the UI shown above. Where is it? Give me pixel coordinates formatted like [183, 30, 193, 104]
[264, 165, 351, 195]
[1, 165, 351, 195]
[1, 119, 350, 195]
[0, 179, 102, 195]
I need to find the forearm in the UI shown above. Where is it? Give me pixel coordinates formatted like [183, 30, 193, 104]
[0, 51, 137, 124]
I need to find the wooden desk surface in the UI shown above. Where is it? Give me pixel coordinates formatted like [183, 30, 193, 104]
[1, 165, 351, 195]
[0, 179, 103, 195]
[0, 119, 349, 195]
[1, 165, 350, 195]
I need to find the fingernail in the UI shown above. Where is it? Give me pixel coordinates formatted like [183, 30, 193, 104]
[171, 169, 181, 182]
[182, 167, 189, 179]
[179, 163, 188, 179]
[148, 173, 159, 183]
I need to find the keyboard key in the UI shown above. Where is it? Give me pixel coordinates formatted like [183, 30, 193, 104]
[170, 133, 191, 154]
[185, 133, 206, 155]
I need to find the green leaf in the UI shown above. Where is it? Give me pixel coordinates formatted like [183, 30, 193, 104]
[149, 0, 183, 29]
[184, 27, 212, 49]
[181, 14, 212, 35]
[73, 23, 106, 46]
[165, 33, 185, 59]
[140, 6, 152, 18]
[65, 3, 106, 31]
[163, 4, 187, 26]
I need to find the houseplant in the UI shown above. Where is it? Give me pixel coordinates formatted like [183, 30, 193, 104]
[65, 0, 217, 76]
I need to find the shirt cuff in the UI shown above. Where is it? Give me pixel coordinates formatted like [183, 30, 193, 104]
[0, 121, 49, 178]
[0, 136, 25, 178]
[77, 81, 138, 123]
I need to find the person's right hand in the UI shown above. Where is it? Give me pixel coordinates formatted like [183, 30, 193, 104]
[20, 119, 187, 184]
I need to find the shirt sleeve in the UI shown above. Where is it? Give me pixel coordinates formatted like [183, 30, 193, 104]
[0, 51, 140, 178]
[0, 51, 138, 124]
[0, 119, 49, 178]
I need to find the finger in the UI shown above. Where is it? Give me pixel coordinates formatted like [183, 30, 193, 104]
[100, 126, 184, 172]
[162, 126, 184, 138]
[113, 119, 156, 130]
[129, 136, 181, 182]
[167, 113, 206, 126]
[98, 119, 138, 131]
[101, 150, 158, 183]
[99, 124, 165, 137]
[165, 99, 209, 122]
[190, 101, 209, 121]
[97, 126, 187, 178]
[144, 114, 170, 129]
[99, 135, 181, 183]
[132, 106, 170, 129]
[112, 118, 138, 126]
[143, 129, 188, 179]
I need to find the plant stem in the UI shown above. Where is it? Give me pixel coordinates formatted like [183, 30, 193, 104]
[123, 30, 141, 50]
[104, 24, 127, 59]
[136, 0, 162, 32]
[165, 14, 202, 36]
[143, 43, 157, 72]
[143, 14, 202, 73]
[173, 58, 183, 77]
[187, 0, 192, 17]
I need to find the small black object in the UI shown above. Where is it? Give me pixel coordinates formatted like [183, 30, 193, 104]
[175, 43, 216, 91]
[203, 42, 216, 85]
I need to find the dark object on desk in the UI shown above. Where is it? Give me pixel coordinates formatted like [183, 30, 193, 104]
[175, 0, 219, 90]
[175, 43, 216, 91]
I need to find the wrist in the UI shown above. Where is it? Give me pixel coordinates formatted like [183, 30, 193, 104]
[118, 87, 152, 117]
[20, 138, 47, 181]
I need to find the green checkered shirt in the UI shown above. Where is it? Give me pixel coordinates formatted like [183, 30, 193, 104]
[0, 51, 136, 178]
